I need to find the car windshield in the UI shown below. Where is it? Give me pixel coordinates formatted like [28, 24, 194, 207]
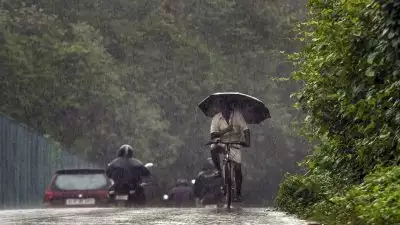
[54, 173, 108, 190]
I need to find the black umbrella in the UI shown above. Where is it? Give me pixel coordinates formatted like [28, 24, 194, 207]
[198, 92, 271, 124]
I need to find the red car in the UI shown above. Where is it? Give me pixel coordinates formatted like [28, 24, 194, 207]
[43, 168, 112, 207]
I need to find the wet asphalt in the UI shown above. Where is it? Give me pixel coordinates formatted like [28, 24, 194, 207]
[0, 207, 310, 225]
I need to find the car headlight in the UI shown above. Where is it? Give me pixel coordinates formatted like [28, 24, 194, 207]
[163, 194, 169, 200]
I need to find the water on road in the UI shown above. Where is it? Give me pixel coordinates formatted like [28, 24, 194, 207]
[0, 207, 309, 225]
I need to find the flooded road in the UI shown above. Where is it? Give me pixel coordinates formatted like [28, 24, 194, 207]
[0, 207, 309, 225]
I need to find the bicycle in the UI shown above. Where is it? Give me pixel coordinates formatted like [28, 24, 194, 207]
[206, 140, 244, 209]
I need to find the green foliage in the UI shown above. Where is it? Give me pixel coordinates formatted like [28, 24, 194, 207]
[0, 6, 119, 139]
[275, 174, 320, 216]
[339, 166, 400, 225]
[293, 0, 400, 180]
[310, 166, 400, 225]
[0, 4, 178, 166]
[277, 0, 400, 223]
[275, 172, 335, 216]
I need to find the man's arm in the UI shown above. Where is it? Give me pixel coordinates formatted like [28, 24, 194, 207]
[210, 126, 234, 139]
[141, 166, 151, 177]
[210, 114, 233, 139]
[236, 110, 250, 147]
[243, 129, 251, 147]
[105, 163, 113, 179]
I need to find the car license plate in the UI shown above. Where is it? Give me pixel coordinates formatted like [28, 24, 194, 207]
[115, 195, 128, 200]
[65, 198, 95, 205]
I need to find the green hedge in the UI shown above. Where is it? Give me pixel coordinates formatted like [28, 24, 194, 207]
[277, 0, 400, 223]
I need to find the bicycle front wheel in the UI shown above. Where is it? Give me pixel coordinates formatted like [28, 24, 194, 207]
[224, 161, 232, 209]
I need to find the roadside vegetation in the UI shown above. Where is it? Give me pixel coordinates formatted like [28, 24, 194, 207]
[276, 0, 400, 224]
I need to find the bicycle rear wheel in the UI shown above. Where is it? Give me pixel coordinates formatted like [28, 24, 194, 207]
[224, 161, 232, 209]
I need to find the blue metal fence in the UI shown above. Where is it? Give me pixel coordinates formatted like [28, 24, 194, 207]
[0, 115, 100, 208]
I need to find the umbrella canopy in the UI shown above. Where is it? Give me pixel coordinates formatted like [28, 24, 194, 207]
[198, 92, 271, 124]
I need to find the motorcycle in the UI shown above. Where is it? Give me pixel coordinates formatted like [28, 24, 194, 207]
[192, 175, 224, 208]
[108, 163, 153, 207]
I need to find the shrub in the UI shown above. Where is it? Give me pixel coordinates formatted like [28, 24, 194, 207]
[275, 172, 334, 217]
[331, 166, 400, 225]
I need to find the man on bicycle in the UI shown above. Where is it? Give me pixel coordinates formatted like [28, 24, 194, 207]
[210, 100, 250, 202]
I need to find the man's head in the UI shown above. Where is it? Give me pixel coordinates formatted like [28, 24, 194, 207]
[219, 100, 233, 115]
[117, 148, 126, 157]
[126, 148, 133, 158]
[118, 144, 133, 158]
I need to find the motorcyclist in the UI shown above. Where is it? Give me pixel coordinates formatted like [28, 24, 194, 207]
[106, 144, 150, 205]
[125, 146, 151, 204]
[106, 146, 130, 190]
[193, 158, 223, 207]
[169, 178, 195, 207]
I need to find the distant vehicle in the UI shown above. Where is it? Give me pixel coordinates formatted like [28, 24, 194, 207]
[161, 179, 196, 207]
[43, 169, 111, 207]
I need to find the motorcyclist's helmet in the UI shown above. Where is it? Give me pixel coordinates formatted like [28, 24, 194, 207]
[126, 148, 133, 158]
[117, 147, 126, 157]
[119, 144, 133, 157]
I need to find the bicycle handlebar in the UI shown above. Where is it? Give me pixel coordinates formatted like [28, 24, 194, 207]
[205, 140, 244, 146]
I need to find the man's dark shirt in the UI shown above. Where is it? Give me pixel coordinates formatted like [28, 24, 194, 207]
[106, 157, 150, 189]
